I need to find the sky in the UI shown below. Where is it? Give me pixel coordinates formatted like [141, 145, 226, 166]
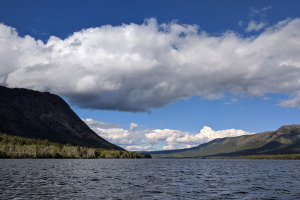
[0, 0, 300, 151]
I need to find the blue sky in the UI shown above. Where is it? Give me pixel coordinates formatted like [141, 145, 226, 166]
[0, 0, 300, 150]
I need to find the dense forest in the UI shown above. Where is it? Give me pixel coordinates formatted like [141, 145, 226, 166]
[0, 133, 150, 159]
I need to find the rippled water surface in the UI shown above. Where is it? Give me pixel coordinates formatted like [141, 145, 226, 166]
[0, 159, 299, 199]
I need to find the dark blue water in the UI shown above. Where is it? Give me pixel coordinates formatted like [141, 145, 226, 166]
[0, 159, 299, 200]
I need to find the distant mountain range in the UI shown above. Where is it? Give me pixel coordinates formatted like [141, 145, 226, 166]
[148, 125, 300, 158]
[0, 86, 122, 150]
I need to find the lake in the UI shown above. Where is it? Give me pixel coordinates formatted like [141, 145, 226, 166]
[0, 159, 299, 200]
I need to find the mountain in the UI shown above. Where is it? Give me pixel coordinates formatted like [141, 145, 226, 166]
[0, 86, 122, 150]
[149, 125, 300, 158]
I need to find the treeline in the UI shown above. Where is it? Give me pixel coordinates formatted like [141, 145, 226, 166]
[209, 154, 300, 160]
[0, 133, 150, 159]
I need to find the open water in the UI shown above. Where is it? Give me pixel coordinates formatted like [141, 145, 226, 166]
[0, 159, 299, 200]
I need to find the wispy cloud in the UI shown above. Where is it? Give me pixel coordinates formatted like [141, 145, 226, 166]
[249, 6, 272, 18]
[244, 5, 271, 33]
[82, 118, 124, 128]
[279, 92, 300, 108]
[245, 20, 266, 32]
[225, 98, 238, 105]
[1, 18, 300, 111]
[84, 119, 254, 151]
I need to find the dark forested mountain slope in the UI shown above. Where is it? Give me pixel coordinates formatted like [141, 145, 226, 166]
[0, 86, 122, 150]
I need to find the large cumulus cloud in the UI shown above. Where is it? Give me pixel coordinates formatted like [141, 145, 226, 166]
[83, 118, 253, 151]
[1, 18, 300, 111]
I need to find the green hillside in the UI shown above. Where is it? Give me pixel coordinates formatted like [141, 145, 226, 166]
[0, 133, 149, 159]
[151, 125, 300, 158]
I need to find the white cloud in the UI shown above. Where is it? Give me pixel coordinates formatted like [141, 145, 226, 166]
[156, 126, 252, 149]
[129, 123, 139, 131]
[163, 144, 176, 150]
[82, 118, 123, 128]
[96, 128, 135, 146]
[279, 92, 300, 108]
[126, 145, 152, 151]
[1, 18, 300, 111]
[145, 129, 186, 144]
[84, 118, 253, 151]
[245, 20, 266, 32]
